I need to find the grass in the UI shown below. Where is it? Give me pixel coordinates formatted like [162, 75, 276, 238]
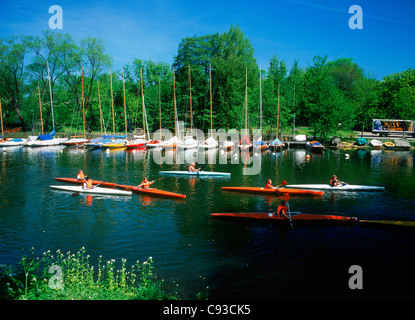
[0, 248, 190, 300]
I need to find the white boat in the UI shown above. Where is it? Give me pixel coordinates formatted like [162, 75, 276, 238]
[27, 136, 69, 147]
[0, 138, 28, 147]
[221, 140, 236, 151]
[285, 184, 385, 191]
[370, 139, 383, 148]
[159, 170, 231, 177]
[198, 136, 218, 149]
[294, 135, 307, 142]
[179, 137, 198, 149]
[62, 138, 89, 147]
[160, 136, 182, 149]
[50, 185, 132, 195]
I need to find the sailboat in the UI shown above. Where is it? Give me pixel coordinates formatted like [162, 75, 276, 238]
[103, 68, 128, 149]
[160, 68, 182, 149]
[199, 65, 218, 150]
[146, 80, 164, 148]
[253, 68, 267, 151]
[63, 66, 90, 146]
[0, 96, 27, 147]
[179, 66, 198, 150]
[27, 61, 68, 147]
[126, 68, 147, 149]
[238, 67, 252, 151]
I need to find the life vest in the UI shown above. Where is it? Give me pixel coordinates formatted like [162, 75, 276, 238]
[140, 180, 153, 189]
[77, 172, 85, 180]
[330, 179, 337, 186]
[188, 164, 196, 172]
[277, 204, 287, 217]
[84, 180, 93, 189]
[264, 182, 273, 189]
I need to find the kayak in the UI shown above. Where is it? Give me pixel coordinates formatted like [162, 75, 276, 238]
[55, 177, 185, 199]
[50, 185, 132, 196]
[159, 171, 231, 177]
[285, 184, 385, 191]
[116, 184, 186, 199]
[54, 177, 117, 188]
[211, 212, 357, 223]
[360, 220, 415, 228]
[221, 186, 324, 196]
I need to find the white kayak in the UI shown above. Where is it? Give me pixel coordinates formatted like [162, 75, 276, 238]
[159, 170, 231, 177]
[50, 185, 132, 195]
[285, 184, 385, 191]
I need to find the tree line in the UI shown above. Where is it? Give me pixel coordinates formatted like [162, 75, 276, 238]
[1, 26, 414, 139]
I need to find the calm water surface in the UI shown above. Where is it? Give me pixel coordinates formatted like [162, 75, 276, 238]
[1, 146, 414, 299]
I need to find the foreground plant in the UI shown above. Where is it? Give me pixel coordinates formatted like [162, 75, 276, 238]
[0, 247, 179, 300]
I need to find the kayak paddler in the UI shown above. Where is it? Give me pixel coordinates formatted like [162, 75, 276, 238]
[83, 177, 94, 190]
[77, 170, 85, 181]
[188, 162, 201, 173]
[330, 175, 348, 187]
[138, 177, 155, 189]
[264, 179, 286, 189]
[276, 199, 289, 217]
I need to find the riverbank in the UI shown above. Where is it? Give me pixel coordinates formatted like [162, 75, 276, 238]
[0, 248, 201, 300]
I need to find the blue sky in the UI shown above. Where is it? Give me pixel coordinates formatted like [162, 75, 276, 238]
[1, 0, 414, 79]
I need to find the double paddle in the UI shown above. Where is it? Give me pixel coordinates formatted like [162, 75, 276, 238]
[72, 180, 107, 197]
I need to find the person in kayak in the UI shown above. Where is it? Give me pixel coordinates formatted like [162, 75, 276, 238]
[138, 177, 155, 189]
[276, 199, 289, 217]
[264, 179, 285, 189]
[330, 175, 348, 187]
[188, 162, 201, 173]
[77, 170, 85, 181]
[83, 177, 94, 190]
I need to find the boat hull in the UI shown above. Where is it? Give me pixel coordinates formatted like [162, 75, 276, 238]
[360, 220, 415, 228]
[50, 185, 132, 196]
[286, 184, 385, 191]
[116, 184, 186, 199]
[211, 212, 356, 223]
[159, 170, 231, 177]
[221, 186, 324, 196]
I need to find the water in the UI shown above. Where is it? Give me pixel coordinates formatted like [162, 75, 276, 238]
[1, 146, 415, 299]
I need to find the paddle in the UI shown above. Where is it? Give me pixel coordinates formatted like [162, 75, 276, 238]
[72, 181, 106, 197]
[283, 193, 293, 228]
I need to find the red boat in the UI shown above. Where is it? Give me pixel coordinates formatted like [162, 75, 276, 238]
[54, 177, 185, 199]
[211, 212, 356, 223]
[116, 184, 186, 199]
[221, 186, 324, 196]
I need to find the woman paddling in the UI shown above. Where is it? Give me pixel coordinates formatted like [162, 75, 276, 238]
[276, 199, 289, 217]
[83, 177, 94, 190]
[138, 177, 155, 189]
[330, 175, 348, 187]
[264, 179, 286, 189]
[188, 162, 201, 173]
[77, 170, 85, 181]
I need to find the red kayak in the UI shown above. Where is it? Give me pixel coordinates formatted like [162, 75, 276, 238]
[116, 184, 186, 199]
[54, 177, 186, 199]
[211, 212, 356, 223]
[55, 177, 117, 188]
[221, 186, 324, 196]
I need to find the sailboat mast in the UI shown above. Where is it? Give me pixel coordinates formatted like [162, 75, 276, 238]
[159, 79, 162, 139]
[209, 65, 213, 136]
[97, 81, 103, 135]
[189, 65, 193, 136]
[46, 61, 55, 130]
[122, 67, 128, 136]
[141, 68, 145, 137]
[81, 66, 86, 139]
[37, 81, 44, 135]
[277, 83, 280, 138]
[0, 98, 3, 138]
[259, 68, 262, 135]
[245, 66, 248, 133]
[110, 69, 115, 135]
[173, 68, 177, 136]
